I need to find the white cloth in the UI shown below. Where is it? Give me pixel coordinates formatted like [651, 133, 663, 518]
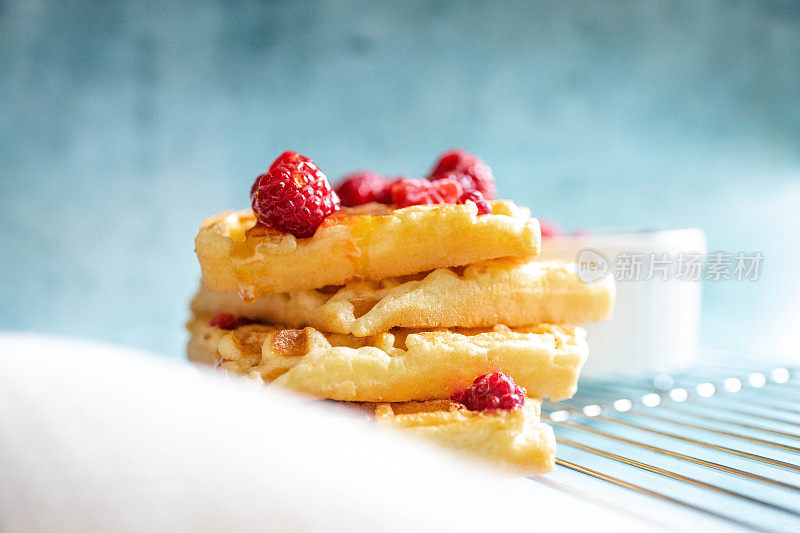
[0, 334, 648, 532]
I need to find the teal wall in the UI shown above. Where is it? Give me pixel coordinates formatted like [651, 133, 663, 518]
[2, 1, 799, 358]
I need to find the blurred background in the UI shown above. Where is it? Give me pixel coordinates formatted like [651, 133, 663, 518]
[2, 1, 799, 360]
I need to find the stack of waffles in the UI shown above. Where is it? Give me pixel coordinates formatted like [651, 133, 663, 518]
[187, 150, 614, 474]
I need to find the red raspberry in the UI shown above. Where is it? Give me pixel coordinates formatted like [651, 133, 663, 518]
[428, 149, 496, 200]
[249, 151, 309, 198]
[391, 177, 462, 208]
[451, 372, 526, 411]
[250, 151, 340, 238]
[268, 150, 308, 172]
[458, 191, 491, 215]
[539, 219, 561, 238]
[209, 313, 251, 330]
[335, 171, 394, 206]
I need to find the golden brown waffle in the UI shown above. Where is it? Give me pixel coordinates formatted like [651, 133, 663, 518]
[186, 316, 587, 402]
[195, 200, 540, 296]
[286, 399, 553, 473]
[191, 260, 615, 336]
[374, 399, 554, 474]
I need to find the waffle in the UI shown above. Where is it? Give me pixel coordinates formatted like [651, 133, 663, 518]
[187, 317, 587, 402]
[195, 200, 540, 296]
[191, 260, 614, 336]
[374, 399, 555, 473]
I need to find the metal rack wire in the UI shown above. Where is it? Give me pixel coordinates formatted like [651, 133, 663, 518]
[536, 361, 800, 532]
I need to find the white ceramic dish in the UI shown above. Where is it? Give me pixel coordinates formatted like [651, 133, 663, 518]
[538, 228, 707, 377]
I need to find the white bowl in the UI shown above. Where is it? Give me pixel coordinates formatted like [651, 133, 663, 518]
[538, 229, 707, 377]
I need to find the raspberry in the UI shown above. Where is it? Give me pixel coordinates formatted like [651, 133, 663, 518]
[539, 219, 561, 238]
[250, 151, 308, 198]
[268, 150, 308, 172]
[335, 171, 394, 206]
[458, 191, 491, 215]
[451, 372, 526, 411]
[209, 313, 251, 330]
[391, 177, 462, 208]
[250, 151, 340, 238]
[428, 149, 496, 200]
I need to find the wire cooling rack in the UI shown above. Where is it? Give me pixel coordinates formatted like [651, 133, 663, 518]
[535, 357, 800, 532]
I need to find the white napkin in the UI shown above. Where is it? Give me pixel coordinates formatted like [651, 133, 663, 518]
[0, 334, 648, 532]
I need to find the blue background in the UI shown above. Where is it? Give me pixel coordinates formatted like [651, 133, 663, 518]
[2, 1, 799, 359]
